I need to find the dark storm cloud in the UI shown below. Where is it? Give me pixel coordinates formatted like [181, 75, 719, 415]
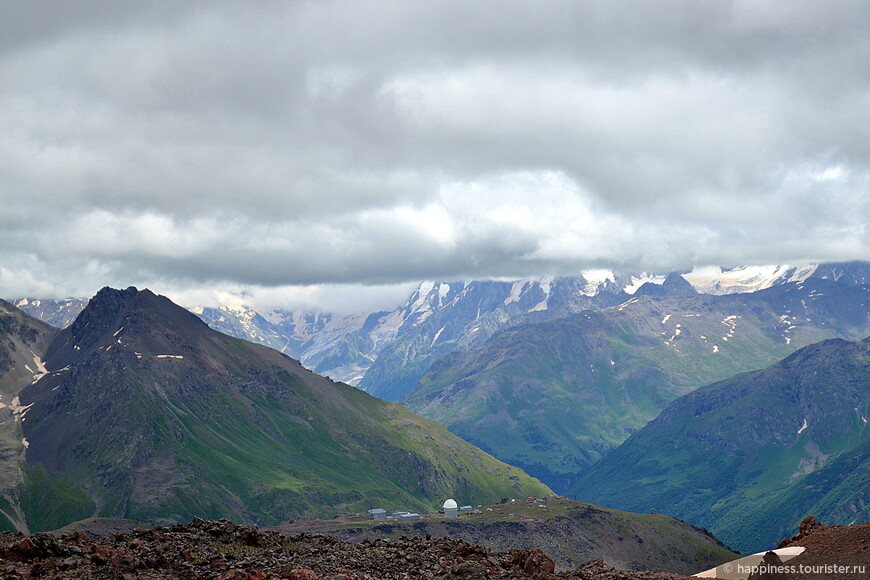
[0, 0, 867, 308]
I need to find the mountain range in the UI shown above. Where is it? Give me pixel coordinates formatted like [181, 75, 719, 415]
[572, 336, 870, 554]
[6, 261, 870, 551]
[402, 277, 870, 491]
[0, 288, 549, 534]
[13, 263, 870, 399]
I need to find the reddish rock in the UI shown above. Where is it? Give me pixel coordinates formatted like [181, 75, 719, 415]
[90, 544, 115, 565]
[510, 548, 557, 577]
[211, 557, 230, 570]
[218, 570, 252, 580]
[7, 537, 38, 560]
[110, 547, 140, 571]
[289, 568, 319, 580]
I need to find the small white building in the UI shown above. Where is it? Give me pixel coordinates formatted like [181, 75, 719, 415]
[443, 498, 458, 518]
[367, 508, 387, 519]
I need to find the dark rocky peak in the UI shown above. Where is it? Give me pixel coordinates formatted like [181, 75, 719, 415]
[67, 286, 141, 352]
[635, 272, 696, 297]
[45, 286, 208, 369]
[662, 272, 697, 295]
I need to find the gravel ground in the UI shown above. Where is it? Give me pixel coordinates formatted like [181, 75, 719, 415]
[0, 518, 695, 579]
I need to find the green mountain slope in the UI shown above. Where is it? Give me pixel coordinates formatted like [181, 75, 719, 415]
[0, 300, 58, 532]
[359, 278, 631, 402]
[572, 337, 870, 554]
[403, 280, 870, 491]
[16, 287, 549, 533]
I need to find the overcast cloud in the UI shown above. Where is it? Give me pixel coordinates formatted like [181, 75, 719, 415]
[1, 0, 868, 311]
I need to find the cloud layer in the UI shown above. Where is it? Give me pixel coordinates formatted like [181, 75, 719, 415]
[1, 1, 868, 309]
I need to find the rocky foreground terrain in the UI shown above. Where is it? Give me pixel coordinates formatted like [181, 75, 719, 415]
[1, 515, 867, 579]
[0, 517, 696, 580]
[774, 516, 870, 579]
[265, 498, 736, 575]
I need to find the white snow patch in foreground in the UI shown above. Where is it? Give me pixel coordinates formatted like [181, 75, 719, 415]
[798, 418, 808, 434]
[694, 547, 806, 578]
[155, 355, 184, 360]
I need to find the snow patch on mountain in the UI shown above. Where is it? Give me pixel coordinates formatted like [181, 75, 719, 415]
[504, 280, 528, 306]
[0, 396, 34, 422]
[580, 269, 616, 296]
[531, 276, 555, 311]
[29, 351, 49, 384]
[683, 265, 818, 295]
[438, 283, 450, 303]
[431, 325, 447, 347]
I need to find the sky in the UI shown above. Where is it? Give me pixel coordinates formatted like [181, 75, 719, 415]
[1, 0, 868, 312]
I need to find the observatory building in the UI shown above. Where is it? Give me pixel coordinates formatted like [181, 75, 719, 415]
[443, 498, 458, 518]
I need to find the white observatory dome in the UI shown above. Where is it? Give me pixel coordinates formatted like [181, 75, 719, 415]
[443, 498, 458, 510]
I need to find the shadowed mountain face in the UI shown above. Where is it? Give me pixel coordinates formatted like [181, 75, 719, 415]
[5, 287, 550, 533]
[403, 279, 870, 492]
[572, 337, 870, 554]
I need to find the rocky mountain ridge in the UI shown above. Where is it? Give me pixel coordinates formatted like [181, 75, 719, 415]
[12, 262, 869, 397]
[402, 278, 870, 492]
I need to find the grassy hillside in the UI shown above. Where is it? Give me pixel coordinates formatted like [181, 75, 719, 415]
[17, 288, 549, 532]
[572, 337, 870, 554]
